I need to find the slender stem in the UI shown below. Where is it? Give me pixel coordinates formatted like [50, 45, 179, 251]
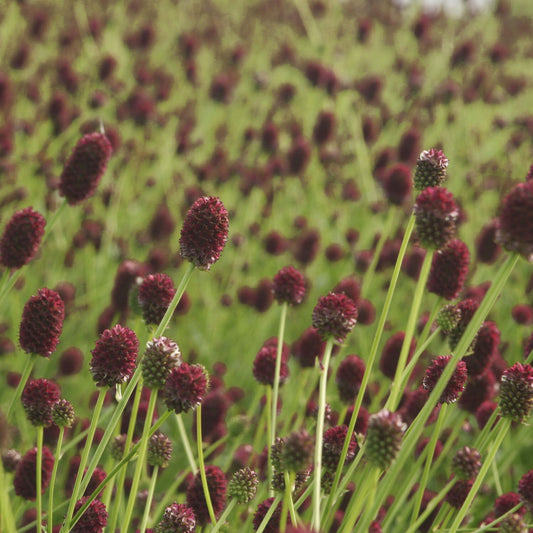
[122, 389, 159, 532]
[48, 426, 65, 533]
[255, 495, 282, 533]
[196, 403, 217, 525]
[312, 338, 333, 530]
[0, 455, 16, 533]
[175, 413, 198, 474]
[36, 426, 44, 533]
[271, 302, 288, 448]
[139, 465, 159, 533]
[6, 353, 36, 422]
[387, 248, 434, 411]
[211, 499, 237, 533]
[265, 384, 273, 496]
[63, 388, 107, 529]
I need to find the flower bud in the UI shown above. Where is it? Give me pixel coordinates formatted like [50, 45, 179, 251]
[365, 409, 406, 470]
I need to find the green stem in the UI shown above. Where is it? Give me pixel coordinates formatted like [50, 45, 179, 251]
[175, 413, 198, 474]
[6, 353, 36, 422]
[387, 248, 434, 411]
[36, 426, 44, 533]
[0, 455, 16, 533]
[139, 465, 159, 533]
[211, 499, 237, 533]
[196, 403, 217, 525]
[255, 495, 282, 533]
[312, 338, 334, 530]
[48, 426, 65, 533]
[63, 388, 107, 530]
[325, 214, 416, 512]
[280, 470, 296, 532]
[122, 389, 159, 532]
[271, 302, 288, 448]
[266, 384, 273, 496]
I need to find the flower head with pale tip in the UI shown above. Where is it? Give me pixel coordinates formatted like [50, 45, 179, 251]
[312, 292, 358, 343]
[414, 148, 449, 190]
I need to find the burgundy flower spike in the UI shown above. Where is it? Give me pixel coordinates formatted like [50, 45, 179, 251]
[423, 355, 468, 404]
[414, 148, 449, 191]
[312, 292, 358, 343]
[272, 265, 307, 306]
[138, 273, 177, 325]
[179, 196, 229, 270]
[19, 288, 65, 358]
[0, 207, 46, 269]
[21, 378, 61, 427]
[163, 362, 209, 413]
[59, 132, 113, 205]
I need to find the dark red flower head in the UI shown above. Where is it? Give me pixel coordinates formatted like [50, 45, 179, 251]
[322, 425, 358, 471]
[427, 239, 470, 300]
[253, 343, 289, 387]
[496, 181, 533, 260]
[253, 497, 284, 532]
[336, 354, 366, 404]
[499, 363, 533, 423]
[291, 327, 326, 368]
[59, 132, 112, 205]
[518, 470, 533, 513]
[14, 446, 54, 500]
[0, 207, 46, 269]
[312, 110, 336, 146]
[463, 321, 500, 377]
[71, 497, 108, 532]
[312, 292, 358, 343]
[186, 465, 227, 525]
[448, 298, 479, 351]
[423, 355, 468, 404]
[21, 378, 61, 427]
[365, 409, 406, 470]
[179, 196, 229, 271]
[155, 502, 196, 533]
[142, 336, 182, 390]
[89, 324, 139, 388]
[414, 149, 449, 190]
[163, 362, 209, 413]
[494, 492, 525, 518]
[138, 273, 177, 325]
[379, 331, 416, 380]
[382, 163, 413, 206]
[272, 265, 307, 306]
[19, 288, 65, 358]
[413, 187, 458, 250]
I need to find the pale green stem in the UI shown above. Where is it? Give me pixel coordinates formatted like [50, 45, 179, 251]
[47, 426, 66, 533]
[387, 248, 434, 411]
[312, 338, 334, 531]
[410, 403, 448, 524]
[0, 455, 16, 533]
[280, 470, 297, 532]
[175, 413, 198, 474]
[63, 389, 107, 529]
[36, 426, 44, 533]
[211, 499, 237, 533]
[139, 464, 159, 533]
[122, 389, 159, 532]
[6, 353, 36, 422]
[325, 214, 416, 511]
[291, 0, 321, 45]
[265, 385, 274, 496]
[196, 403, 217, 525]
[271, 302, 288, 449]
[469, 503, 523, 533]
[255, 495, 282, 533]
[448, 418, 511, 533]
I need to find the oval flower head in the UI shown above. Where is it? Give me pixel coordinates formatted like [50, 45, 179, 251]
[312, 292, 358, 343]
[179, 196, 229, 271]
[414, 148, 449, 191]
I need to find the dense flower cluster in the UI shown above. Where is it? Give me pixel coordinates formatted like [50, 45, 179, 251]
[163, 362, 209, 413]
[138, 273, 177, 325]
[423, 355, 468, 404]
[186, 465, 227, 525]
[312, 292, 358, 343]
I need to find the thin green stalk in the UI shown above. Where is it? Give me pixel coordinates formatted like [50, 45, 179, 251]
[36, 426, 44, 533]
[473, 404, 500, 452]
[469, 503, 523, 533]
[211, 499, 237, 533]
[6, 353, 36, 422]
[139, 464, 159, 533]
[48, 426, 66, 533]
[312, 338, 334, 531]
[122, 389, 159, 532]
[265, 384, 274, 496]
[448, 418, 511, 532]
[63, 388, 107, 530]
[271, 302, 288, 449]
[410, 403, 448, 524]
[359, 253, 520, 531]
[152, 470, 189, 523]
[325, 214, 416, 512]
[418, 296, 443, 347]
[175, 413, 198, 474]
[0, 456, 16, 533]
[280, 470, 297, 532]
[387, 248, 434, 411]
[196, 403, 217, 525]
[255, 495, 282, 533]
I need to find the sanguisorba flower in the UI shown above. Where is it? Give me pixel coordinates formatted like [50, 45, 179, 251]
[155, 502, 196, 533]
[365, 409, 406, 470]
[179, 196, 229, 271]
[228, 467, 259, 504]
[186, 465, 227, 525]
[451, 446, 481, 480]
[413, 186, 459, 250]
[423, 355, 468, 404]
[163, 362, 209, 413]
[147, 432, 173, 468]
[19, 288, 65, 358]
[14, 446, 54, 500]
[336, 354, 366, 404]
[495, 180, 533, 260]
[427, 239, 470, 300]
[138, 273, 177, 325]
[21, 378, 61, 427]
[253, 343, 289, 386]
[59, 132, 112, 206]
[414, 148, 449, 191]
[89, 324, 139, 388]
[518, 470, 533, 514]
[272, 265, 307, 306]
[142, 336, 182, 390]
[71, 497, 108, 533]
[0, 207, 46, 269]
[312, 292, 358, 343]
[499, 363, 533, 423]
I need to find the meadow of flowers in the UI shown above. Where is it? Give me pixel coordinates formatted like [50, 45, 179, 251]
[2, 0, 533, 531]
